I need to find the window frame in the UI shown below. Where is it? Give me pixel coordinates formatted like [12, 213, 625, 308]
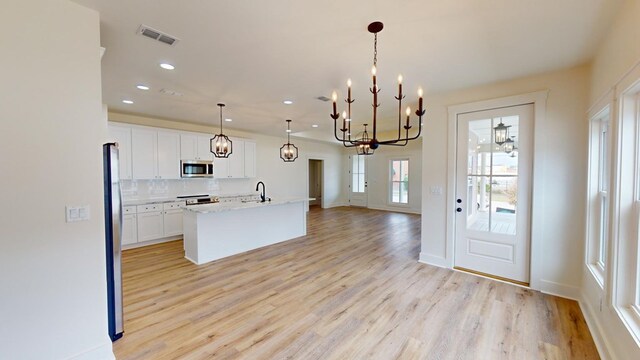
[389, 158, 410, 206]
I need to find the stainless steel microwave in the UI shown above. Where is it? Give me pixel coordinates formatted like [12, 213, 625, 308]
[180, 160, 213, 178]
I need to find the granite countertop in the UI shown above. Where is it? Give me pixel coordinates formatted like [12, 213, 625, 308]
[184, 198, 314, 214]
[122, 192, 260, 206]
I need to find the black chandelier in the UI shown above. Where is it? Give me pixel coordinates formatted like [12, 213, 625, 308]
[210, 103, 232, 158]
[280, 119, 299, 162]
[330, 21, 424, 152]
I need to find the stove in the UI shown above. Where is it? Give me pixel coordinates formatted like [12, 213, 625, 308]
[184, 196, 220, 206]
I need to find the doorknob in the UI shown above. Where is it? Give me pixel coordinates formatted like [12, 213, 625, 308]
[456, 207, 462, 213]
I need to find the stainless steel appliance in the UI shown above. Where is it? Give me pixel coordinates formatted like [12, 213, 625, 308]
[181, 160, 214, 178]
[185, 195, 220, 205]
[103, 143, 124, 341]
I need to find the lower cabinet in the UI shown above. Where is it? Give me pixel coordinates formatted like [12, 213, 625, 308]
[123, 201, 185, 247]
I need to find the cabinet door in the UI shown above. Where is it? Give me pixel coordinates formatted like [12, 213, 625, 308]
[229, 139, 245, 178]
[180, 134, 197, 160]
[214, 157, 230, 178]
[131, 128, 158, 179]
[244, 141, 256, 178]
[197, 135, 214, 161]
[163, 209, 183, 237]
[157, 131, 180, 179]
[107, 125, 132, 180]
[122, 214, 138, 245]
[137, 211, 164, 242]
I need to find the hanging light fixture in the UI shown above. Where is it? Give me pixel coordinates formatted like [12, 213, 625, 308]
[210, 103, 233, 158]
[356, 124, 374, 155]
[503, 136, 515, 154]
[493, 118, 511, 146]
[279, 119, 299, 162]
[330, 21, 424, 152]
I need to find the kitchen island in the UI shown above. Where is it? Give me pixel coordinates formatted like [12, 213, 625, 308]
[182, 198, 310, 265]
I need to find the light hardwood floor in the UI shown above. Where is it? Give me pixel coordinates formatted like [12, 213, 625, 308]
[115, 207, 599, 360]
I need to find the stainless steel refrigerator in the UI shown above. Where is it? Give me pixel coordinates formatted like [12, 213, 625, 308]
[103, 143, 124, 341]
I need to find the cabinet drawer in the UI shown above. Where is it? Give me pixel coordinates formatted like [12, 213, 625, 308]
[123, 206, 137, 214]
[136, 204, 162, 213]
[163, 201, 184, 210]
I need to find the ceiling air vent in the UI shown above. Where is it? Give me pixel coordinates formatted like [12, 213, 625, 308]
[137, 25, 179, 46]
[316, 96, 331, 102]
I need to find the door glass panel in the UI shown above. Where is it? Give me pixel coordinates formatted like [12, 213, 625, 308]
[467, 116, 519, 235]
[352, 156, 365, 193]
[392, 182, 400, 203]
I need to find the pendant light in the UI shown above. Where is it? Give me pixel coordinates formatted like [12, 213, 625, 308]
[280, 119, 299, 162]
[493, 118, 510, 146]
[210, 103, 232, 158]
[330, 21, 424, 153]
[503, 136, 515, 154]
[356, 124, 374, 155]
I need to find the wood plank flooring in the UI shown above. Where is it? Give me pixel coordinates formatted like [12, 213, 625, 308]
[115, 207, 599, 360]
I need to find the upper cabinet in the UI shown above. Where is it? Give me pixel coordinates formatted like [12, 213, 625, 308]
[107, 125, 132, 180]
[131, 128, 180, 180]
[180, 134, 213, 161]
[109, 123, 255, 180]
[214, 138, 256, 179]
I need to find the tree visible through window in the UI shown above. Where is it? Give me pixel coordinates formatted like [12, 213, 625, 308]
[390, 159, 409, 204]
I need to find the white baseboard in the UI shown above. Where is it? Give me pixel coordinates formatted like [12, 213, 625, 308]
[367, 205, 421, 214]
[69, 341, 114, 360]
[418, 252, 449, 268]
[539, 279, 580, 301]
[579, 294, 612, 360]
[324, 201, 348, 208]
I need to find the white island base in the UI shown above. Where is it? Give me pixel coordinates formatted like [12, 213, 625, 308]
[183, 199, 308, 265]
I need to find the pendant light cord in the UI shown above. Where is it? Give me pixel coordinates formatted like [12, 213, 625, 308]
[373, 33, 377, 67]
[219, 105, 223, 133]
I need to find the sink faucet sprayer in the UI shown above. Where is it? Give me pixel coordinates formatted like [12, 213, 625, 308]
[256, 181, 266, 203]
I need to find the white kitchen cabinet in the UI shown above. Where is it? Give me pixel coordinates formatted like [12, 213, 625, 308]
[107, 125, 132, 180]
[132, 128, 180, 180]
[136, 204, 164, 242]
[122, 214, 138, 245]
[131, 128, 158, 180]
[180, 134, 213, 161]
[244, 140, 256, 178]
[214, 138, 256, 178]
[163, 202, 184, 237]
[157, 131, 180, 179]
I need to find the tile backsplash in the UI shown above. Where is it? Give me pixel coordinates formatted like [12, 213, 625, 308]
[122, 178, 253, 200]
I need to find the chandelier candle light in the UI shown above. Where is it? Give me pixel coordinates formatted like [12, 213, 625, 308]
[280, 119, 299, 162]
[211, 103, 232, 158]
[330, 21, 424, 152]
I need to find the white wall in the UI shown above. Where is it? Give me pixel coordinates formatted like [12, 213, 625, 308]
[420, 65, 590, 296]
[582, 0, 640, 358]
[108, 113, 349, 208]
[0, 1, 113, 359]
[365, 139, 422, 214]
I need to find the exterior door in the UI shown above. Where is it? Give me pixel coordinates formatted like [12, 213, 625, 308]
[454, 104, 533, 284]
[349, 155, 368, 207]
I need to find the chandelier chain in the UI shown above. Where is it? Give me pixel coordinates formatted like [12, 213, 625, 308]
[373, 33, 377, 66]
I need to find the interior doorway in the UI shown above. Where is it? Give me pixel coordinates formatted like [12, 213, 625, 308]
[453, 104, 533, 285]
[308, 159, 324, 207]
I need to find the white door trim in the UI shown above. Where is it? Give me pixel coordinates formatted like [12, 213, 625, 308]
[305, 154, 327, 209]
[446, 90, 548, 291]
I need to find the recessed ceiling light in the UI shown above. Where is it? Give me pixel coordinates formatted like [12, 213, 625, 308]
[283, 100, 293, 105]
[136, 84, 150, 90]
[286, 129, 292, 133]
[224, 118, 232, 122]
[159, 63, 175, 70]
[312, 124, 319, 128]
[122, 100, 134, 104]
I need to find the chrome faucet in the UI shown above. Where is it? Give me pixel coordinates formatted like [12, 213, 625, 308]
[256, 181, 266, 202]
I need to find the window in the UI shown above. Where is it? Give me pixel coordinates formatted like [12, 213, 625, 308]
[586, 107, 611, 284]
[352, 155, 365, 193]
[390, 159, 409, 204]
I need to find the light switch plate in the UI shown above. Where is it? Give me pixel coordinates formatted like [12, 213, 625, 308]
[66, 205, 90, 222]
[430, 186, 443, 195]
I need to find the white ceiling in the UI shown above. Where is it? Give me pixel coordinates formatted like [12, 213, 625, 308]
[74, 0, 621, 142]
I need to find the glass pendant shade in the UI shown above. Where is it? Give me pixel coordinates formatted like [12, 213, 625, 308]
[210, 103, 233, 158]
[280, 119, 299, 162]
[211, 134, 232, 158]
[493, 120, 510, 146]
